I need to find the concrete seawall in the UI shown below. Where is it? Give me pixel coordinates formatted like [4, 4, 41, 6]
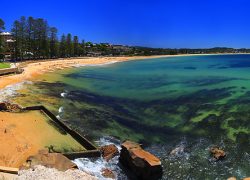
[0, 68, 22, 76]
[23, 106, 101, 159]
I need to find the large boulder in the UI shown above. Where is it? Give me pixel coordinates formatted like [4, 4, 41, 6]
[20, 149, 77, 171]
[99, 144, 119, 161]
[119, 141, 163, 180]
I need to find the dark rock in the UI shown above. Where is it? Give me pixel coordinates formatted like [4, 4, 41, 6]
[0, 102, 22, 112]
[101, 168, 116, 179]
[210, 146, 226, 161]
[99, 144, 119, 161]
[119, 140, 163, 180]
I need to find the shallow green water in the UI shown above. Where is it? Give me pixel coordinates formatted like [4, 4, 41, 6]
[14, 55, 250, 179]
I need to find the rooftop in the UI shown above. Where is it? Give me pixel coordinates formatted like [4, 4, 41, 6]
[0, 32, 12, 36]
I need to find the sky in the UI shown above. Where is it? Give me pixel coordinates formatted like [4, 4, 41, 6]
[1, 0, 250, 48]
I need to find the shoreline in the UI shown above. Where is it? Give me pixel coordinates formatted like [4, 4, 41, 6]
[0, 53, 248, 94]
[0, 55, 168, 91]
[1, 54, 250, 179]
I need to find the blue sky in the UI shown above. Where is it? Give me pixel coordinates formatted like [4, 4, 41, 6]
[1, 0, 250, 48]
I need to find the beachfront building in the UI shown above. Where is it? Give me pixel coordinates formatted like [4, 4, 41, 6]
[112, 45, 133, 55]
[0, 32, 15, 59]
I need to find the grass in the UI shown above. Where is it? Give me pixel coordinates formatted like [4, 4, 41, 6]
[0, 62, 10, 69]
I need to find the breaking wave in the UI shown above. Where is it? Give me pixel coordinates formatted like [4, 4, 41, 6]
[60, 91, 68, 98]
[73, 61, 119, 68]
[73, 136, 127, 180]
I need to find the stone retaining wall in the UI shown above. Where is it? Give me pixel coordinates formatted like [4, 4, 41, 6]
[23, 106, 100, 158]
[0, 68, 22, 76]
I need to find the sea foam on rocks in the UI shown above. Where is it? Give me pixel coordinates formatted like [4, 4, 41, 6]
[73, 136, 127, 180]
[0, 81, 32, 102]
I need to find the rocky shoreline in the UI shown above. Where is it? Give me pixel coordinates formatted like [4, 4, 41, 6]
[1, 103, 249, 179]
[17, 165, 97, 180]
[0, 102, 163, 180]
[0, 141, 163, 180]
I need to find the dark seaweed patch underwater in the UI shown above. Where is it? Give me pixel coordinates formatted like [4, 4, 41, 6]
[14, 55, 250, 179]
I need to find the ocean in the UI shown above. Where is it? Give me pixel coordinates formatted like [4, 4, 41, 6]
[11, 55, 250, 179]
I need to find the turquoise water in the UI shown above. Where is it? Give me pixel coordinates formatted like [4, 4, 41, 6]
[15, 55, 250, 179]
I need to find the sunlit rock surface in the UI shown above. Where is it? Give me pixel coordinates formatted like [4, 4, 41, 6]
[119, 140, 163, 180]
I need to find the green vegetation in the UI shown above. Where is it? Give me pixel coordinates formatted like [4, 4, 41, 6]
[1, 17, 250, 61]
[0, 18, 5, 60]
[0, 62, 10, 69]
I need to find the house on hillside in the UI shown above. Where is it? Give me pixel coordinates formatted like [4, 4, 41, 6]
[112, 45, 132, 54]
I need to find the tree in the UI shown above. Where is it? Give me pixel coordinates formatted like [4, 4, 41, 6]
[36, 18, 49, 59]
[73, 36, 79, 57]
[11, 20, 22, 60]
[59, 34, 66, 58]
[79, 40, 86, 56]
[19, 16, 27, 60]
[0, 19, 5, 60]
[66, 33, 72, 57]
[49, 27, 58, 58]
[26, 16, 35, 59]
[11, 16, 53, 60]
[0, 18, 5, 32]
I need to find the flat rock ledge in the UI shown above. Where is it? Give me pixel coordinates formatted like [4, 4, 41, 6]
[20, 149, 77, 171]
[13, 150, 96, 180]
[119, 140, 163, 180]
[16, 165, 97, 180]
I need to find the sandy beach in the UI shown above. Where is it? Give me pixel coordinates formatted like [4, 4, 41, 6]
[0, 56, 158, 90]
[0, 54, 238, 91]
[0, 55, 183, 90]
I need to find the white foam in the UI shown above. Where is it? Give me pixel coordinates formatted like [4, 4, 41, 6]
[95, 136, 122, 151]
[73, 136, 126, 180]
[61, 90, 69, 98]
[73, 61, 119, 68]
[0, 81, 32, 102]
[58, 106, 64, 113]
[74, 158, 112, 179]
[60, 92, 67, 98]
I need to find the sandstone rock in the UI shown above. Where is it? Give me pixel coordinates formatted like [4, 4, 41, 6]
[210, 146, 226, 160]
[20, 149, 77, 171]
[119, 140, 163, 180]
[99, 144, 119, 161]
[101, 168, 116, 179]
[0, 102, 22, 112]
[227, 177, 237, 180]
[17, 165, 97, 180]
